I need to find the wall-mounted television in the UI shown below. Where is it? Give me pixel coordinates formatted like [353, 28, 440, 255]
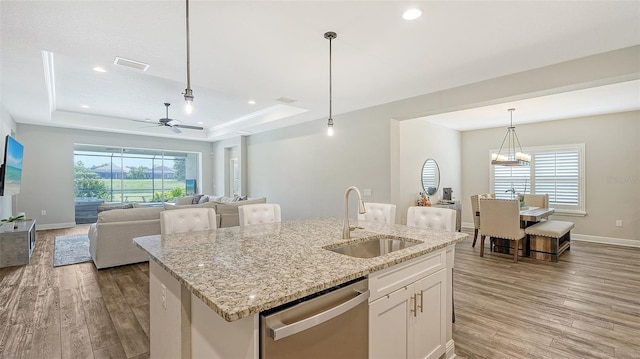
[0, 135, 24, 196]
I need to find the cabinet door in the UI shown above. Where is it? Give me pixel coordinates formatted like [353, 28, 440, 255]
[369, 286, 412, 359]
[413, 269, 447, 359]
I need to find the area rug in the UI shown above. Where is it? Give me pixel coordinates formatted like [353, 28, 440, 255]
[53, 234, 92, 267]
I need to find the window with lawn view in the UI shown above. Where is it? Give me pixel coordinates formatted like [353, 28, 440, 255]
[74, 144, 200, 208]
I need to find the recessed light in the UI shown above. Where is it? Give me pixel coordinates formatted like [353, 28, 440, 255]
[248, 100, 256, 105]
[92, 67, 106, 73]
[402, 8, 422, 20]
[81, 105, 90, 108]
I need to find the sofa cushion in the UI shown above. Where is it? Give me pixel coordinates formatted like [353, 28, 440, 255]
[164, 201, 217, 211]
[215, 197, 267, 215]
[175, 196, 195, 205]
[97, 203, 134, 212]
[98, 206, 163, 223]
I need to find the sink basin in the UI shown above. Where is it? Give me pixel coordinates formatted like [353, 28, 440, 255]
[326, 237, 421, 259]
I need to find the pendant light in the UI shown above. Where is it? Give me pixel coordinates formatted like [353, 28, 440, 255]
[491, 108, 531, 166]
[182, 0, 194, 114]
[324, 31, 337, 136]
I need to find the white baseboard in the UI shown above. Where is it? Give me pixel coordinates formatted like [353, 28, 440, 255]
[35, 222, 78, 230]
[572, 233, 640, 248]
[446, 339, 456, 359]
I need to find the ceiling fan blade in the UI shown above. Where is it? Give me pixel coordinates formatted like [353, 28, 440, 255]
[167, 119, 180, 127]
[130, 119, 155, 124]
[174, 124, 204, 130]
[170, 126, 182, 134]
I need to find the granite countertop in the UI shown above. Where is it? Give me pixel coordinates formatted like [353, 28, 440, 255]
[133, 217, 467, 322]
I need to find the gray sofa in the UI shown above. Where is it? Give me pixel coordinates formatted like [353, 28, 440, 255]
[88, 196, 267, 269]
[172, 195, 267, 228]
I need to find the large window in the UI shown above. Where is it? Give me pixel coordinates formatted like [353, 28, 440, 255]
[490, 144, 585, 215]
[74, 144, 201, 204]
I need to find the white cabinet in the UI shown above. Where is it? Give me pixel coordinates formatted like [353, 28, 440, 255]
[369, 250, 448, 359]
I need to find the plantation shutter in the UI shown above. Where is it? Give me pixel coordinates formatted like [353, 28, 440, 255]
[534, 150, 579, 205]
[490, 144, 584, 214]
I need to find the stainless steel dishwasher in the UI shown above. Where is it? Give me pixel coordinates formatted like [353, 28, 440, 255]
[260, 277, 369, 359]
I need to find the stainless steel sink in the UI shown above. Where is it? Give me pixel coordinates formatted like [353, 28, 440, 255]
[326, 237, 421, 259]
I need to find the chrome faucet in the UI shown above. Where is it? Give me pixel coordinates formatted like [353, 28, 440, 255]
[343, 186, 366, 239]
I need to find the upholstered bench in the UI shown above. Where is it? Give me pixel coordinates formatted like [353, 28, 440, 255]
[525, 220, 574, 262]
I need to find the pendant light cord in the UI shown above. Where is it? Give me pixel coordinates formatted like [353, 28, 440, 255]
[185, 0, 191, 90]
[329, 35, 332, 120]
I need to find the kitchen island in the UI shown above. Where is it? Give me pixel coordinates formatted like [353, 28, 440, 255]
[134, 217, 467, 358]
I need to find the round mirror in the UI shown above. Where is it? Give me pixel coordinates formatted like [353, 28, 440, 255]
[421, 158, 440, 196]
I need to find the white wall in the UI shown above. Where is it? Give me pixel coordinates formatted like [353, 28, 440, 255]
[461, 111, 640, 243]
[17, 124, 214, 229]
[0, 103, 17, 220]
[399, 120, 462, 224]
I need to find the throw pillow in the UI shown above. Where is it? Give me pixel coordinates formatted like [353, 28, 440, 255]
[198, 195, 210, 204]
[237, 195, 248, 201]
[192, 194, 204, 204]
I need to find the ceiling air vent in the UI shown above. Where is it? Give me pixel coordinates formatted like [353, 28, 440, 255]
[275, 97, 297, 104]
[113, 56, 150, 71]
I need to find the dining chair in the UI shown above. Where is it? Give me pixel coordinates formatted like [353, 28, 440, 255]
[238, 203, 282, 227]
[470, 195, 481, 247]
[160, 208, 217, 236]
[524, 193, 549, 208]
[478, 198, 526, 263]
[406, 206, 456, 232]
[357, 202, 396, 224]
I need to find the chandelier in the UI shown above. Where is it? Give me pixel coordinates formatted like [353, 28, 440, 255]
[491, 108, 531, 166]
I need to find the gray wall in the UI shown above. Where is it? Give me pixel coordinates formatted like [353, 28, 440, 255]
[461, 111, 640, 242]
[16, 124, 214, 229]
[245, 106, 394, 221]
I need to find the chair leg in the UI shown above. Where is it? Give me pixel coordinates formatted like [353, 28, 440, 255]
[480, 235, 485, 257]
[513, 239, 519, 263]
[472, 229, 478, 247]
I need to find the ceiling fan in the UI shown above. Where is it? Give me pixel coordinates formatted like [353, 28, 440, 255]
[143, 102, 204, 133]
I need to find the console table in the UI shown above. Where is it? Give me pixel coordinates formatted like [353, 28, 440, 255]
[434, 202, 462, 232]
[0, 219, 36, 268]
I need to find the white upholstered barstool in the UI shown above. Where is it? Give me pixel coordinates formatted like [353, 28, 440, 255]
[357, 202, 396, 224]
[238, 203, 282, 227]
[160, 208, 217, 236]
[406, 206, 456, 232]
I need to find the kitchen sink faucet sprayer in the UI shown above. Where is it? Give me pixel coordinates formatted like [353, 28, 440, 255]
[343, 186, 366, 239]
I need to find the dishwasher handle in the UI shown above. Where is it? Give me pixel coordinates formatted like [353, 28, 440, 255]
[267, 289, 370, 341]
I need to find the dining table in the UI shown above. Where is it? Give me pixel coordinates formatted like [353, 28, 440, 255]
[475, 207, 555, 227]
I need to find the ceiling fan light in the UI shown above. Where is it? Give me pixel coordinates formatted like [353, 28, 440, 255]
[327, 119, 334, 136]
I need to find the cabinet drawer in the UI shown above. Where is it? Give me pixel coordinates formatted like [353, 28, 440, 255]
[368, 249, 445, 302]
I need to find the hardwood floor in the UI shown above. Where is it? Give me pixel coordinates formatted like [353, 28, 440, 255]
[0, 225, 150, 359]
[1, 226, 638, 358]
[453, 231, 640, 359]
